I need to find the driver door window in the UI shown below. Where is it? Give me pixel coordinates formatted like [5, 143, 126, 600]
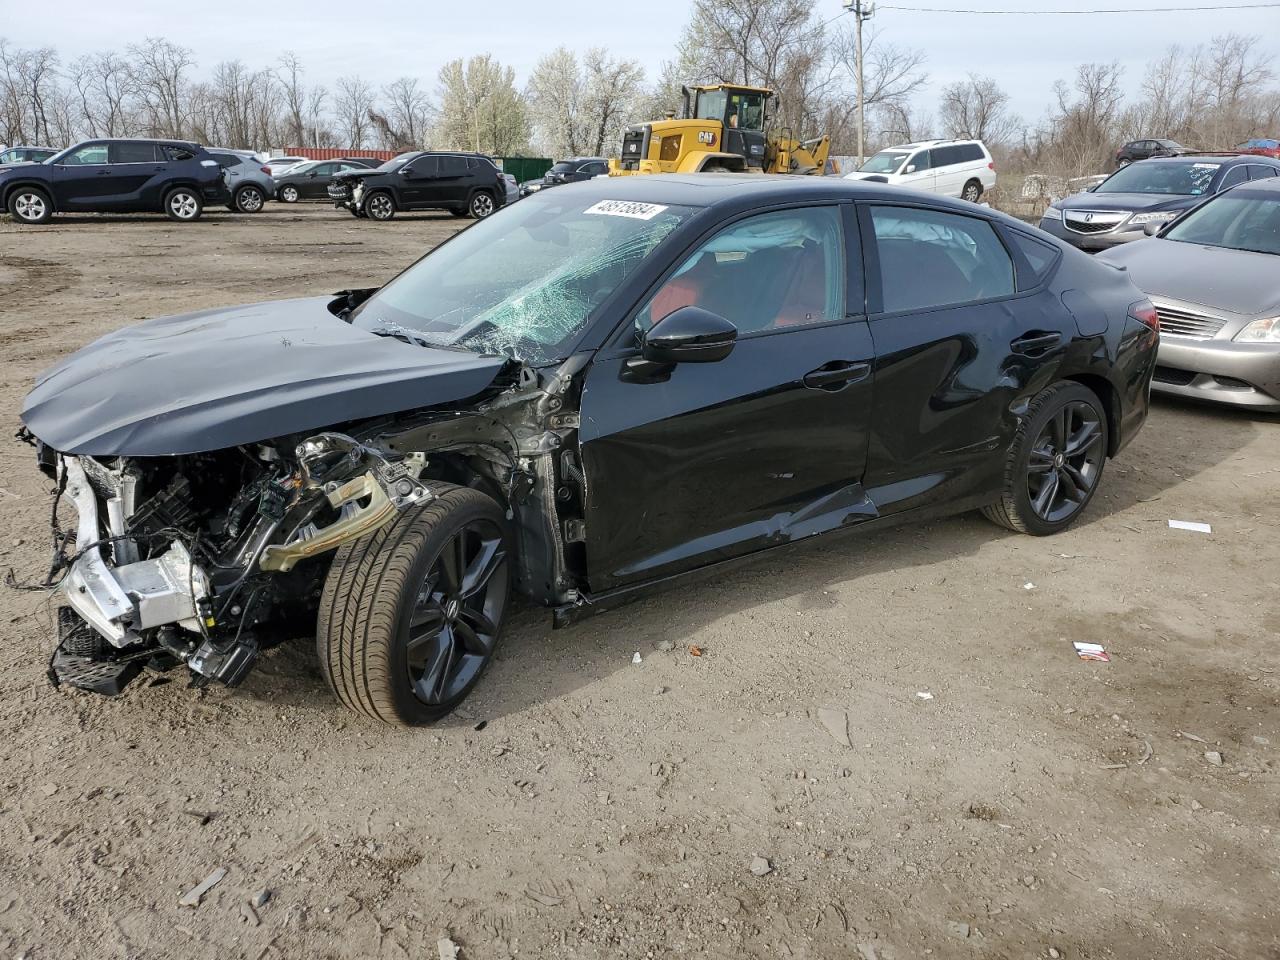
[635, 206, 847, 337]
[60, 144, 108, 165]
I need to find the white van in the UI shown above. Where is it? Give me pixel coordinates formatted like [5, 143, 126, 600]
[844, 140, 996, 202]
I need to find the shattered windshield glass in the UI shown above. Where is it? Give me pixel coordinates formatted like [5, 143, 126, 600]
[351, 193, 698, 363]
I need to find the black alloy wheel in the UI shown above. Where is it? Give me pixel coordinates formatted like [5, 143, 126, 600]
[404, 519, 508, 707]
[317, 484, 511, 725]
[982, 381, 1108, 536]
[1025, 401, 1104, 524]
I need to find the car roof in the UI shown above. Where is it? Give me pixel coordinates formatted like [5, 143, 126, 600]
[1140, 153, 1278, 166]
[6, 145, 56, 151]
[889, 139, 984, 149]
[550, 173, 1022, 222]
[78, 137, 201, 147]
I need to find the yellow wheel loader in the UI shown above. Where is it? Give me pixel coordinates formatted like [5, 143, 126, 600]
[608, 84, 830, 178]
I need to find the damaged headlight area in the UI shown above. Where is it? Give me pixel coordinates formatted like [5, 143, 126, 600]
[43, 433, 431, 697]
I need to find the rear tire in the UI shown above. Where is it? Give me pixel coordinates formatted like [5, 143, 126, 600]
[982, 381, 1108, 536]
[468, 191, 495, 219]
[961, 179, 983, 203]
[7, 187, 52, 224]
[164, 187, 202, 222]
[316, 484, 511, 726]
[233, 184, 265, 213]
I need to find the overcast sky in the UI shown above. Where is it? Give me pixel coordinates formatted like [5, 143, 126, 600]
[6, 0, 1280, 125]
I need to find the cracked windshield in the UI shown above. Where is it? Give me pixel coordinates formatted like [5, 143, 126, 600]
[351, 194, 697, 363]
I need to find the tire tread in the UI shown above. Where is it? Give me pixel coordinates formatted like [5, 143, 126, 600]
[316, 483, 502, 725]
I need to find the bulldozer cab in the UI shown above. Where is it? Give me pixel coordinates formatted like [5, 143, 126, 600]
[688, 85, 770, 132]
[685, 85, 772, 168]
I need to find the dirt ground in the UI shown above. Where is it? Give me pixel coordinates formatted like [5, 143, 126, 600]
[0, 204, 1277, 960]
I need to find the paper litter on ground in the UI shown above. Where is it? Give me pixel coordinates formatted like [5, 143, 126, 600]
[1168, 520, 1211, 533]
[1073, 642, 1110, 662]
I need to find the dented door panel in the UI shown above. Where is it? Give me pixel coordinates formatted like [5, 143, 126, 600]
[578, 319, 876, 592]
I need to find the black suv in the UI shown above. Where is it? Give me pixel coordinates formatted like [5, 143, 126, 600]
[1, 139, 225, 224]
[329, 151, 515, 221]
[1115, 139, 1190, 167]
[521, 156, 609, 196]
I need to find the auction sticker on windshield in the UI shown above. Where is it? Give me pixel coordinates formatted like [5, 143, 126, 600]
[585, 200, 670, 220]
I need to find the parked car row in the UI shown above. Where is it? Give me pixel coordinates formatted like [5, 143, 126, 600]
[0, 139, 527, 224]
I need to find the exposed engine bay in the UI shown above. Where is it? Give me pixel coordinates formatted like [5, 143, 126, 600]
[27, 349, 590, 698]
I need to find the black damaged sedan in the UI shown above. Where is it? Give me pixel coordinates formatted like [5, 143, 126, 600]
[20, 175, 1158, 725]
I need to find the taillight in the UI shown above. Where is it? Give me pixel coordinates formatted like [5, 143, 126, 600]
[260, 166, 272, 175]
[988, 161, 995, 170]
[1128, 299, 1159, 333]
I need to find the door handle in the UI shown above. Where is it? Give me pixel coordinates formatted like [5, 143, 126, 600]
[803, 360, 871, 391]
[1010, 331, 1062, 356]
[96, 170, 111, 176]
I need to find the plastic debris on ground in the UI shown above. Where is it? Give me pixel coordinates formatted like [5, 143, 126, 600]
[1168, 519, 1211, 533]
[1073, 642, 1110, 662]
[631, 651, 642, 665]
[916, 691, 934, 700]
[1023, 582, 1036, 590]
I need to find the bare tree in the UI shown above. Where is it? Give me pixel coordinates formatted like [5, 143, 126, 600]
[68, 52, 136, 137]
[334, 74, 375, 148]
[128, 37, 194, 137]
[381, 76, 432, 149]
[278, 52, 307, 148]
[939, 74, 1020, 145]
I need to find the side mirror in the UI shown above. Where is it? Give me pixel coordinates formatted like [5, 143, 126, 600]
[1143, 221, 1163, 237]
[905, 164, 916, 174]
[642, 306, 737, 364]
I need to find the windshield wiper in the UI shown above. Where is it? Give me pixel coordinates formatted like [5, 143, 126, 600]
[367, 325, 471, 352]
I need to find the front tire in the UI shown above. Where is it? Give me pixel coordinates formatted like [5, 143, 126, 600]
[982, 382, 1108, 536]
[363, 191, 396, 221]
[233, 184, 265, 213]
[164, 187, 203, 222]
[961, 179, 983, 203]
[279, 184, 299, 203]
[316, 484, 511, 726]
[7, 187, 52, 224]
[468, 191, 495, 219]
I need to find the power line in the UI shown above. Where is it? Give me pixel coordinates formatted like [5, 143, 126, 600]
[875, 2, 1280, 12]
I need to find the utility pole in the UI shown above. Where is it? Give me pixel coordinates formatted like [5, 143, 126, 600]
[843, 0, 875, 164]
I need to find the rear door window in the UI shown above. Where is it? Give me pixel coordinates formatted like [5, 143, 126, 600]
[211, 154, 240, 169]
[111, 142, 161, 164]
[1247, 165, 1277, 180]
[868, 205, 1015, 313]
[1218, 166, 1250, 190]
[438, 156, 468, 176]
[162, 145, 196, 161]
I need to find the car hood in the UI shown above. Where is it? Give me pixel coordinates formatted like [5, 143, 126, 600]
[1056, 192, 1199, 214]
[21, 297, 509, 457]
[1098, 240, 1280, 318]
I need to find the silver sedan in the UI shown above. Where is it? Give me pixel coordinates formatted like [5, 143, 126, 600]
[1098, 178, 1280, 411]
